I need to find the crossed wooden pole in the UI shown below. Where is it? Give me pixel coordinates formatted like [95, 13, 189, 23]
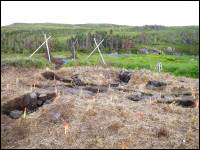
[29, 34, 51, 63]
[86, 38, 106, 64]
[30, 36, 106, 64]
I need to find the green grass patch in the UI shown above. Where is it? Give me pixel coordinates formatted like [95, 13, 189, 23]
[1, 54, 50, 68]
[1, 52, 199, 78]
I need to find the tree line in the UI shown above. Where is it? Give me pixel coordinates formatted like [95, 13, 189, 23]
[1, 27, 199, 54]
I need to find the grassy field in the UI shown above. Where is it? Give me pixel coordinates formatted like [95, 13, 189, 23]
[1, 52, 199, 78]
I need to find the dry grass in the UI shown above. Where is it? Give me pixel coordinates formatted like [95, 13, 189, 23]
[1, 66, 199, 149]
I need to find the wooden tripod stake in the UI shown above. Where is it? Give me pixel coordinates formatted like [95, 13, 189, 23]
[86, 38, 106, 64]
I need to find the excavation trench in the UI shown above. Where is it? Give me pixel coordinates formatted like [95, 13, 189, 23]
[40, 71, 121, 95]
[40, 71, 196, 108]
[3, 70, 195, 120]
[1, 92, 57, 119]
[2, 71, 122, 119]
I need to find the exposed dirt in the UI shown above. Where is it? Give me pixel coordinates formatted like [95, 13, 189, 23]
[1, 66, 199, 149]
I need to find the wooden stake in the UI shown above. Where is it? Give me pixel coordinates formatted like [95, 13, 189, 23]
[16, 78, 19, 88]
[23, 107, 27, 119]
[94, 38, 106, 64]
[44, 34, 51, 63]
[55, 85, 58, 95]
[196, 95, 199, 111]
[86, 39, 104, 61]
[64, 121, 69, 135]
[73, 39, 78, 60]
[120, 143, 129, 149]
[29, 36, 51, 58]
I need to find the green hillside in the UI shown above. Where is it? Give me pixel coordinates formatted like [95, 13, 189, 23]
[1, 23, 199, 55]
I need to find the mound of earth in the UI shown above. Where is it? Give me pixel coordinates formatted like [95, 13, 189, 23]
[1, 66, 199, 149]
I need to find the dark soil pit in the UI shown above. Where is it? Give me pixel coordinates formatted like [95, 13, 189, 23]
[175, 96, 195, 107]
[158, 95, 195, 108]
[41, 71, 86, 86]
[1, 92, 57, 119]
[41, 71, 62, 81]
[118, 71, 131, 83]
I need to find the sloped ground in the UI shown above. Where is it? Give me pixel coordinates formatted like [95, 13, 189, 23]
[1, 66, 199, 149]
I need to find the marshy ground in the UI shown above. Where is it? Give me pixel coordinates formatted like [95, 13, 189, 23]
[1, 66, 199, 149]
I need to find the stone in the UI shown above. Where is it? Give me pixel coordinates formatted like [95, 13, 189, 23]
[163, 47, 175, 53]
[175, 96, 195, 107]
[146, 80, 167, 90]
[85, 85, 108, 93]
[127, 92, 153, 101]
[139, 48, 149, 54]
[38, 93, 47, 98]
[152, 93, 162, 99]
[149, 49, 161, 55]
[23, 92, 38, 110]
[9, 110, 23, 119]
[71, 75, 86, 86]
[164, 95, 174, 101]
[41, 71, 61, 80]
[128, 94, 143, 101]
[110, 83, 119, 87]
[30, 92, 37, 99]
[50, 111, 61, 122]
[109, 52, 120, 57]
[166, 47, 173, 52]
[38, 93, 48, 101]
[157, 95, 174, 104]
[119, 71, 131, 83]
[44, 99, 52, 105]
[37, 100, 43, 106]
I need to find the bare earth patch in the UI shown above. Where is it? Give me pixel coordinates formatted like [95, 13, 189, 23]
[1, 66, 199, 149]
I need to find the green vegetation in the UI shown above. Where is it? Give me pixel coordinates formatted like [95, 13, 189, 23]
[1, 23, 199, 55]
[1, 23, 199, 78]
[1, 53, 50, 68]
[1, 52, 199, 78]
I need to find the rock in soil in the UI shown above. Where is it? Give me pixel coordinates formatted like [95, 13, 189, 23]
[119, 71, 131, 83]
[71, 75, 86, 86]
[38, 93, 47, 98]
[9, 110, 23, 119]
[22, 92, 38, 110]
[50, 111, 61, 122]
[158, 95, 174, 104]
[128, 94, 143, 101]
[37, 100, 43, 106]
[157, 99, 174, 104]
[43, 100, 52, 105]
[146, 80, 167, 90]
[84, 85, 108, 93]
[175, 96, 195, 107]
[127, 92, 153, 101]
[41, 71, 61, 80]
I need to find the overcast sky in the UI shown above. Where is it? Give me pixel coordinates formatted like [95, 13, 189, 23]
[1, 1, 199, 26]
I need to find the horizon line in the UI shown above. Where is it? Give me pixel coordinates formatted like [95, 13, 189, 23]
[1, 22, 199, 27]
